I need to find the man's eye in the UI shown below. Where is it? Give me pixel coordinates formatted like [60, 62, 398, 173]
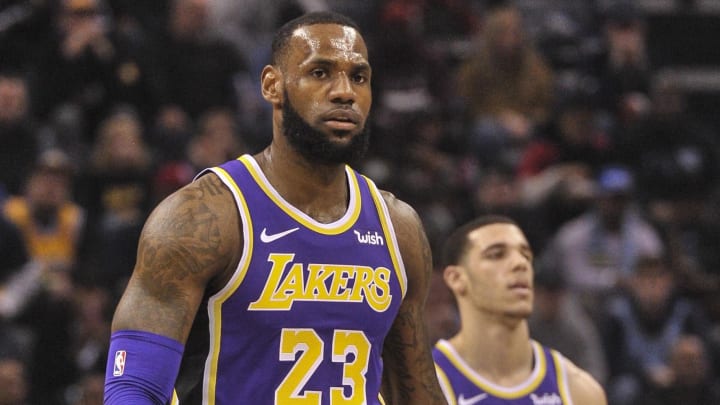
[311, 69, 327, 78]
[353, 74, 367, 84]
[486, 250, 504, 259]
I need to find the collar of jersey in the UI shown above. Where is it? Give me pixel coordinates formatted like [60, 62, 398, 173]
[239, 154, 361, 234]
[436, 339, 547, 399]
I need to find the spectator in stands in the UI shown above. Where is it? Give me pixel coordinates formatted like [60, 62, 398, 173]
[206, 0, 315, 148]
[152, 107, 247, 204]
[596, 2, 652, 124]
[186, 107, 247, 169]
[647, 187, 720, 342]
[515, 0, 600, 73]
[1, 151, 84, 389]
[516, 89, 612, 231]
[104, 0, 171, 41]
[0, 216, 31, 309]
[456, 1, 554, 168]
[65, 283, 111, 390]
[0, 216, 35, 364]
[38, 0, 157, 142]
[618, 79, 719, 206]
[3, 149, 85, 277]
[0, 72, 40, 197]
[0, 150, 84, 404]
[77, 108, 153, 293]
[207, 0, 312, 76]
[540, 165, 665, 320]
[0, 356, 29, 405]
[638, 334, 720, 405]
[467, 165, 550, 252]
[372, 0, 476, 111]
[602, 255, 714, 405]
[150, 0, 248, 122]
[529, 267, 608, 384]
[18, 278, 111, 405]
[385, 113, 467, 252]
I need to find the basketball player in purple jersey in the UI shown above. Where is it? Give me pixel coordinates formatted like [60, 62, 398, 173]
[103, 11, 447, 405]
[432, 216, 606, 405]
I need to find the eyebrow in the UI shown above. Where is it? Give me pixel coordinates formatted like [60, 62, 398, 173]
[482, 242, 507, 253]
[482, 242, 533, 255]
[305, 58, 371, 72]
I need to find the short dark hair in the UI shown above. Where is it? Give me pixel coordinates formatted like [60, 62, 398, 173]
[271, 11, 362, 66]
[441, 215, 519, 267]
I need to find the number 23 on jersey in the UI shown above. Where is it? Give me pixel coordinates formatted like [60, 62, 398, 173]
[277, 328, 372, 405]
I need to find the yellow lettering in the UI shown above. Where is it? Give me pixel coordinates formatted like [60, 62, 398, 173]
[326, 266, 352, 300]
[305, 264, 332, 300]
[248, 253, 295, 310]
[349, 266, 373, 302]
[249, 256, 393, 312]
[273, 263, 306, 304]
[366, 267, 392, 312]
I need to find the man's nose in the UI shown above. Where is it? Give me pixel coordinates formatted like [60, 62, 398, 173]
[329, 73, 355, 104]
[511, 253, 531, 272]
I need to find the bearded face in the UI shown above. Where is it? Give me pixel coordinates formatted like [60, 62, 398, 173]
[281, 90, 370, 166]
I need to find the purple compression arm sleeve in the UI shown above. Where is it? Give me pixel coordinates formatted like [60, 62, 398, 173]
[104, 330, 184, 405]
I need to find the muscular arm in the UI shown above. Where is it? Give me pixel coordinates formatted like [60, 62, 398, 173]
[380, 191, 447, 405]
[111, 173, 240, 341]
[564, 357, 608, 405]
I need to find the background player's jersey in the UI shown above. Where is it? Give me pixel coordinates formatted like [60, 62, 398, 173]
[173, 154, 407, 404]
[433, 339, 573, 405]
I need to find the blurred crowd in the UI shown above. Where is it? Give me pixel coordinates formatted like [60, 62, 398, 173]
[1, 0, 719, 404]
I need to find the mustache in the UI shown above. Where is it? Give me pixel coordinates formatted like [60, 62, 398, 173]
[281, 93, 369, 165]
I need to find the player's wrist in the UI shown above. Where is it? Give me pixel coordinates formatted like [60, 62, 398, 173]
[104, 330, 184, 404]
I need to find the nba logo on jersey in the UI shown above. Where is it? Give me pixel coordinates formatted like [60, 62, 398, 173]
[113, 350, 127, 376]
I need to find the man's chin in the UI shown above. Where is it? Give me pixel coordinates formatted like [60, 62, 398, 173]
[288, 126, 369, 166]
[328, 130, 360, 144]
[282, 97, 369, 165]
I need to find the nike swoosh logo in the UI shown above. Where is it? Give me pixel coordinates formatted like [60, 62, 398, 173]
[458, 393, 488, 405]
[260, 227, 299, 243]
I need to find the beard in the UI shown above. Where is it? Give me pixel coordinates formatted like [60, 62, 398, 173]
[281, 92, 370, 166]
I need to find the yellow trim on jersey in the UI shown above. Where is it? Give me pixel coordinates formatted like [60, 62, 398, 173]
[552, 350, 573, 405]
[204, 167, 255, 405]
[364, 175, 408, 298]
[435, 364, 458, 405]
[435, 340, 547, 399]
[378, 393, 386, 405]
[238, 154, 361, 234]
[170, 390, 179, 404]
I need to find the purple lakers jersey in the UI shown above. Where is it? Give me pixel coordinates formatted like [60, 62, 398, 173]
[172, 155, 407, 404]
[433, 339, 572, 405]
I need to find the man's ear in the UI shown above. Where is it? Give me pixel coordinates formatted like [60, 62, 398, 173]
[444, 265, 466, 296]
[261, 65, 283, 105]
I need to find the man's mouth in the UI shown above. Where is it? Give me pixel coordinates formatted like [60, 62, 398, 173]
[509, 281, 532, 294]
[323, 110, 360, 131]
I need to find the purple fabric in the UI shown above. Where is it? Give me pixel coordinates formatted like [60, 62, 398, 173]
[104, 330, 184, 404]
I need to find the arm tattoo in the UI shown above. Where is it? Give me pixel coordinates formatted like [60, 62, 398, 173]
[140, 202, 221, 279]
[383, 309, 419, 402]
[383, 222, 445, 403]
[197, 173, 225, 197]
[134, 178, 227, 327]
[381, 194, 446, 404]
